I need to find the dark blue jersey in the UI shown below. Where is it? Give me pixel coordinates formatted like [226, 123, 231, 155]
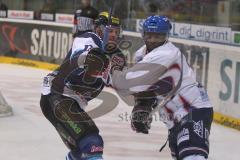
[47, 32, 126, 103]
[50, 32, 105, 101]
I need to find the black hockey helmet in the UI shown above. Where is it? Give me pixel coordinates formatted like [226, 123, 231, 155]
[94, 12, 122, 53]
[73, 8, 99, 35]
[94, 11, 120, 27]
[94, 11, 122, 39]
[78, 7, 98, 20]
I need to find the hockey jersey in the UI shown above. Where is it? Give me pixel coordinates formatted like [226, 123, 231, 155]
[114, 41, 212, 129]
[41, 32, 125, 109]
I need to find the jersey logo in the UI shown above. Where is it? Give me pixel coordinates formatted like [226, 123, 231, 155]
[193, 120, 204, 138]
[111, 55, 124, 66]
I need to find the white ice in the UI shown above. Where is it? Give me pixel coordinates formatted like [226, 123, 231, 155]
[0, 64, 239, 160]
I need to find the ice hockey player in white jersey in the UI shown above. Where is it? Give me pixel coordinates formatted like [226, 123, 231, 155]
[111, 15, 213, 160]
[40, 9, 125, 160]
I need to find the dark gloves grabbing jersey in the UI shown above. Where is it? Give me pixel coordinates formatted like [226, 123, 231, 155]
[84, 48, 110, 84]
[84, 48, 126, 86]
[131, 97, 158, 134]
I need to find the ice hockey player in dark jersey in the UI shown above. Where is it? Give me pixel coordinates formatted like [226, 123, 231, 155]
[40, 9, 125, 160]
[94, 12, 126, 75]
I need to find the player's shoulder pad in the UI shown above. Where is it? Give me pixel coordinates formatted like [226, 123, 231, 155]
[153, 42, 179, 58]
[81, 32, 103, 48]
[141, 42, 180, 66]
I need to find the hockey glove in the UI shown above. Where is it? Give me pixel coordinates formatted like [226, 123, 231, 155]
[131, 98, 158, 134]
[131, 106, 152, 134]
[84, 48, 110, 84]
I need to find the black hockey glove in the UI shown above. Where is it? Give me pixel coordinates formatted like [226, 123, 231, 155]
[131, 106, 152, 134]
[84, 48, 110, 83]
[131, 98, 158, 134]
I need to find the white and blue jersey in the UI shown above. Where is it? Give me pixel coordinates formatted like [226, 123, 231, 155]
[112, 41, 212, 129]
[42, 32, 105, 108]
[134, 42, 212, 128]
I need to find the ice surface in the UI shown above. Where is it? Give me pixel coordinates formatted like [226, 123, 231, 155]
[0, 64, 239, 160]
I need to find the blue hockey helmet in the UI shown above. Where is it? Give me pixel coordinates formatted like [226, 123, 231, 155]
[143, 15, 172, 33]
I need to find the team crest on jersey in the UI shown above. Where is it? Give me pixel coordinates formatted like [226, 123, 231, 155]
[111, 54, 124, 66]
[193, 120, 204, 138]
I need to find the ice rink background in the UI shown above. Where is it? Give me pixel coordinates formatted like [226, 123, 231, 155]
[0, 64, 240, 160]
